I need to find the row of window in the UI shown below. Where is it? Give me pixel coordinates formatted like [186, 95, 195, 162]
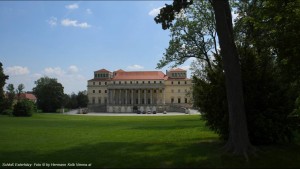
[92, 80, 189, 86]
[91, 97, 188, 104]
[92, 89, 189, 94]
[112, 81, 163, 85]
[171, 98, 188, 104]
[93, 82, 108, 85]
[94, 73, 109, 78]
[171, 81, 187, 85]
[93, 90, 107, 94]
[171, 72, 186, 78]
[92, 89, 164, 94]
[170, 89, 188, 93]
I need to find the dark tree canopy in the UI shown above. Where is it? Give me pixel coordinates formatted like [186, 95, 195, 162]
[6, 84, 15, 110]
[0, 62, 9, 113]
[154, 0, 193, 30]
[63, 91, 88, 109]
[33, 76, 64, 112]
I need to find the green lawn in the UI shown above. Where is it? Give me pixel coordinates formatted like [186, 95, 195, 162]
[0, 114, 299, 168]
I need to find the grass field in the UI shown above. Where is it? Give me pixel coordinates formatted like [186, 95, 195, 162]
[0, 114, 299, 168]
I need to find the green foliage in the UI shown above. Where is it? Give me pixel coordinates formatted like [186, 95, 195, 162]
[193, 44, 298, 145]
[234, 0, 300, 96]
[240, 47, 296, 144]
[33, 76, 64, 112]
[190, 0, 300, 145]
[0, 62, 9, 114]
[12, 100, 34, 117]
[63, 91, 88, 109]
[6, 84, 15, 110]
[2, 109, 13, 116]
[77, 91, 88, 108]
[16, 83, 24, 96]
[154, 0, 193, 30]
[192, 55, 229, 140]
[156, 0, 217, 69]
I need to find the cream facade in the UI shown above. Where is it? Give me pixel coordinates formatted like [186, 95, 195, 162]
[87, 68, 192, 113]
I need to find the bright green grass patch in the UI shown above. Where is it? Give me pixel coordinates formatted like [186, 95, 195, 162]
[0, 114, 299, 168]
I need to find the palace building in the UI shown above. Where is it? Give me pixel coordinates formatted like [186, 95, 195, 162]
[87, 68, 193, 113]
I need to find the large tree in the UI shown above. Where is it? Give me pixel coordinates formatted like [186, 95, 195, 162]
[156, 0, 217, 70]
[233, 0, 300, 144]
[155, 0, 253, 155]
[33, 76, 64, 112]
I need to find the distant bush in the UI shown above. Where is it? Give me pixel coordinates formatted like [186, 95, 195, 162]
[12, 100, 34, 117]
[2, 109, 13, 116]
[56, 108, 69, 113]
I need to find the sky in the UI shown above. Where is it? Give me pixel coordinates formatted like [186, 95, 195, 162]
[0, 1, 195, 94]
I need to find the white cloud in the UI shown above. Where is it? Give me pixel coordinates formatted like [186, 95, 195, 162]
[4, 65, 87, 94]
[43, 66, 86, 94]
[5, 66, 30, 76]
[86, 8, 92, 15]
[67, 65, 79, 74]
[44, 67, 65, 77]
[47, 17, 57, 26]
[127, 64, 144, 70]
[148, 7, 162, 17]
[61, 19, 91, 28]
[65, 3, 79, 10]
[32, 73, 42, 78]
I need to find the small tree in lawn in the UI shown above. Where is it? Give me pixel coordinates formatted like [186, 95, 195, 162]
[12, 99, 34, 117]
[6, 84, 15, 110]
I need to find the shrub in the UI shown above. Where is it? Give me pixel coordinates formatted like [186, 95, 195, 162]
[193, 49, 298, 145]
[2, 109, 13, 116]
[12, 100, 34, 117]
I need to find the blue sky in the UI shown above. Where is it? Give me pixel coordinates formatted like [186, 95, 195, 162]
[1, 1, 193, 94]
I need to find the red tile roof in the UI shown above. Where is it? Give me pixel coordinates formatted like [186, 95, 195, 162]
[18, 93, 37, 100]
[113, 71, 166, 80]
[169, 68, 186, 72]
[95, 69, 110, 73]
[88, 78, 111, 81]
[90, 68, 191, 81]
[115, 69, 125, 72]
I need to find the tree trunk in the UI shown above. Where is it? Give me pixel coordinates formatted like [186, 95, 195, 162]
[211, 0, 253, 156]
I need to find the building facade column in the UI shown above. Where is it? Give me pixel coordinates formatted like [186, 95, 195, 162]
[131, 89, 134, 105]
[119, 89, 122, 105]
[150, 89, 153, 105]
[112, 89, 115, 105]
[144, 89, 146, 105]
[108, 89, 111, 105]
[138, 89, 140, 104]
[125, 89, 128, 105]
[163, 88, 165, 105]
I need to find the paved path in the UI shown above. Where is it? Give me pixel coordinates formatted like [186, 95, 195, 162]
[64, 109, 201, 116]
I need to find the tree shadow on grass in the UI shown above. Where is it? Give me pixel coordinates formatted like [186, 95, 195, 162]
[1, 141, 300, 168]
[0, 141, 222, 168]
